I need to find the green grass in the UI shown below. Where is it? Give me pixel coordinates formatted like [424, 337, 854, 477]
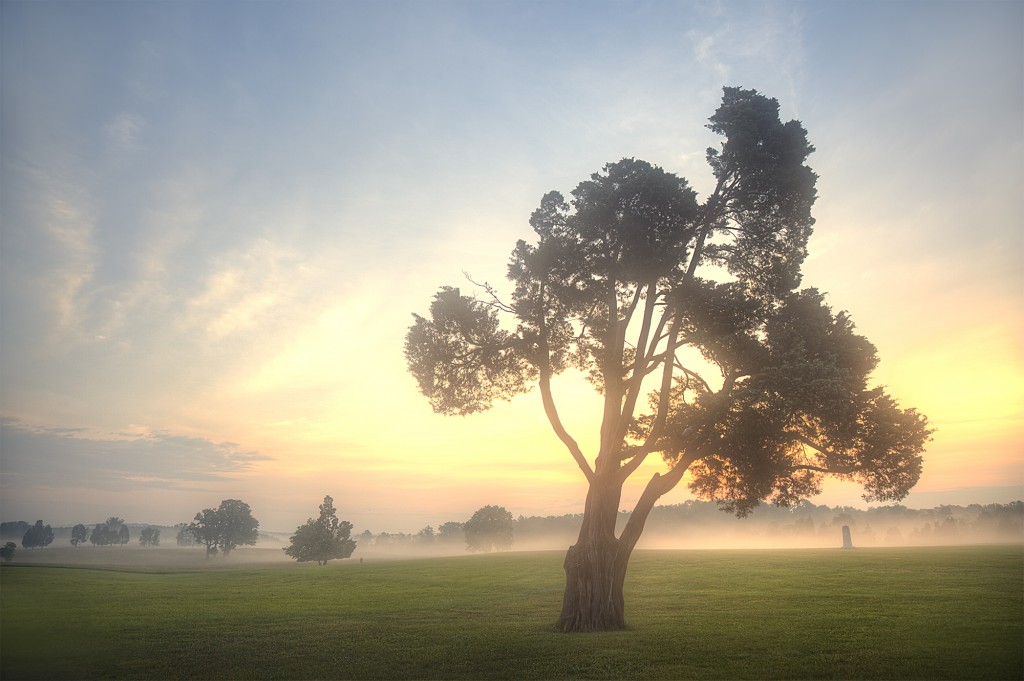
[2, 546, 1021, 679]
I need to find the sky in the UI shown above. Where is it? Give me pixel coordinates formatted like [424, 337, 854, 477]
[2, 0, 1021, 534]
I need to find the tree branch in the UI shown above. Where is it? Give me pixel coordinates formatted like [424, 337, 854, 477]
[536, 282, 595, 483]
[618, 452, 698, 553]
[463, 272, 516, 314]
[614, 281, 662, 453]
[598, 280, 626, 467]
[539, 371, 594, 483]
[790, 463, 856, 476]
[639, 294, 682, 459]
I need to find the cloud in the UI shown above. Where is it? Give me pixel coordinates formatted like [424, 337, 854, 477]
[684, 2, 807, 112]
[102, 111, 145, 153]
[0, 418, 271, 493]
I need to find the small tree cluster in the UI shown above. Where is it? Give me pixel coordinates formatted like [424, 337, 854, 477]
[188, 499, 259, 557]
[90, 517, 129, 546]
[21, 520, 55, 549]
[1, 542, 15, 562]
[284, 495, 356, 565]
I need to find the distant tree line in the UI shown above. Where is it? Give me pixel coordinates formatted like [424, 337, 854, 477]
[350, 501, 1024, 553]
[2, 501, 1020, 560]
[0, 499, 261, 559]
[512, 500, 1024, 548]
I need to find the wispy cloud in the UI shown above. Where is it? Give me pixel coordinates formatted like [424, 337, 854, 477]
[102, 111, 145, 153]
[0, 418, 271, 492]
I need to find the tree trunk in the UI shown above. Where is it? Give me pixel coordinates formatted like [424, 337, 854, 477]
[556, 536, 630, 631]
[555, 461, 693, 632]
[556, 475, 633, 632]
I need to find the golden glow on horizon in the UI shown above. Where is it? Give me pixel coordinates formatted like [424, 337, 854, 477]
[169, 285, 1024, 532]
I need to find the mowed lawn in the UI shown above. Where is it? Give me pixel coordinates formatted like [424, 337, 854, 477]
[1, 546, 1021, 680]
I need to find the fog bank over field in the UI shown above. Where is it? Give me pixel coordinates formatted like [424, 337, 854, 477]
[338, 500, 1024, 558]
[4, 501, 1020, 565]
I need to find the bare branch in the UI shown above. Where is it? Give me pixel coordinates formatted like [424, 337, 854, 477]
[675, 363, 712, 394]
[463, 271, 516, 314]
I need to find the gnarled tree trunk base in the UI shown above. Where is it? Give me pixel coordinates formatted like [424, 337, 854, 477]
[556, 539, 629, 632]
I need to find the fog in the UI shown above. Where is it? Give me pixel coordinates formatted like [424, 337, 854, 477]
[3, 501, 1020, 568]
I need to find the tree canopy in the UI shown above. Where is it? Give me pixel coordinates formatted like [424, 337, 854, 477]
[463, 505, 514, 552]
[283, 495, 357, 565]
[188, 499, 259, 557]
[70, 523, 88, 547]
[405, 87, 932, 632]
[89, 517, 126, 547]
[21, 520, 54, 549]
[139, 527, 160, 547]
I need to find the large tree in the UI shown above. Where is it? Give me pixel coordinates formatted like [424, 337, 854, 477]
[283, 495, 357, 565]
[188, 499, 259, 557]
[405, 87, 932, 632]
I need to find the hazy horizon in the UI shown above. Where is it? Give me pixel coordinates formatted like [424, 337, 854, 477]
[2, 1, 1021, 534]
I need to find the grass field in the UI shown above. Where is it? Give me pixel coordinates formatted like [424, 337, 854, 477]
[1, 545, 1021, 680]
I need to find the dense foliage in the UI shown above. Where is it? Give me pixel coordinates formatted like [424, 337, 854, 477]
[283, 495, 357, 565]
[188, 499, 259, 557]
[463, 505, 514, 552]
[90, 517, 129, 546]
[21, 520, 54, 549]
[70, 523, 88, 547]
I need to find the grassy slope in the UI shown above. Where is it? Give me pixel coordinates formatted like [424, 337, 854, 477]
[1, 546, 1021, 680]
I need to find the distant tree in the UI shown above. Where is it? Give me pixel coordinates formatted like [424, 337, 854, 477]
[405, 88, 932, 630]
[21, 520, 54, 549]
[188, 499, 259, 557]
[117, 524, 130, 546]
[1, 542, 15, 562]
[90, 523, 109, 546]
[464, 505, 514, 552]
[358, 529, 373, 546]
[437, 521, 464, 544]
[283, 495, 357, 565]
[139, 527, 160, 547]
[90, 517, 126, 547]
[175, 523, 197, 547]
[70, 523, 88, 547]
[415, 525, 436, 545]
